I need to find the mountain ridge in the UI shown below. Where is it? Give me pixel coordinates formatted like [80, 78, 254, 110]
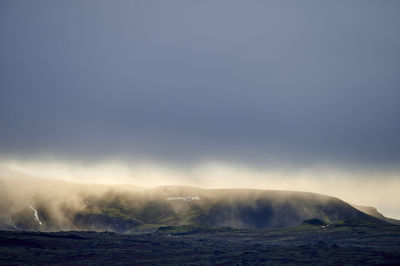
[0, 168, 394, 233]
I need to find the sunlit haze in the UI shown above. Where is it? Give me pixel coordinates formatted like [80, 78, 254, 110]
[1, 159, 399, 219]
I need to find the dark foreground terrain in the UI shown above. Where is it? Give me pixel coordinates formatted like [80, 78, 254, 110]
[1, 219, 399, 265]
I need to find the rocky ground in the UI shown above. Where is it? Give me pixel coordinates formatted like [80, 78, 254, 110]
[1, 220, 399, 265]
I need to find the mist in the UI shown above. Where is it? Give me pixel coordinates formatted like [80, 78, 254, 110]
[1, 159, 399, 220]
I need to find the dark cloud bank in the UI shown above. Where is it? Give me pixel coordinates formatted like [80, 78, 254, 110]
[1, 0, 400, 169]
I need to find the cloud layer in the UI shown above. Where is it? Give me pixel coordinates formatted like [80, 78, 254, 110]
[1, 1, 400, 168]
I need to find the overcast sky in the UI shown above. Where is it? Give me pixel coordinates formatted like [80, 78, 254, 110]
[1, 0, 400, 169]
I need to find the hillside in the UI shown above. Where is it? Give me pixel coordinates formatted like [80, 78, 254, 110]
[351, 204, 400, 225]
[0, 168, 391, 233]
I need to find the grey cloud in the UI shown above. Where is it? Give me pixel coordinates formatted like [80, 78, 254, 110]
[1, 0, 400, 167]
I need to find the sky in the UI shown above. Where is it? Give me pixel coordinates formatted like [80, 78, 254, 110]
[1, 1, 400, 217]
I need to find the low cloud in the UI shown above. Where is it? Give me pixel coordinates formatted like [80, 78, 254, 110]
[1, 158, 399, 219]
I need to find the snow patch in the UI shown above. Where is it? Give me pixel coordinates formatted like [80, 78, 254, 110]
[166, 196, 200, 201]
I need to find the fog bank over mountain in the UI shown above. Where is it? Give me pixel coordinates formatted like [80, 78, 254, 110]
[1, 160, 399, 220]
[1, 167, 397, 233]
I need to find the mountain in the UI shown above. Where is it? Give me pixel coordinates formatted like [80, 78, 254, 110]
[0, 168, 392, 233]
[351, 204, 400, 225]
